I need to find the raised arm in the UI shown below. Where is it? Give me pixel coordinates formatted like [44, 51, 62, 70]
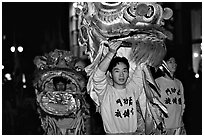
[98, 41, 122, 72]
[92, 41, 122, 95]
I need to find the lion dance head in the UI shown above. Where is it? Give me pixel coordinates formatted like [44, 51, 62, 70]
[33, 49, 89, 134]
[75, 2, 173, 68]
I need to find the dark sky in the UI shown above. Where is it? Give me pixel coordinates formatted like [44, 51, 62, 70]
[2, 2, 70, 74]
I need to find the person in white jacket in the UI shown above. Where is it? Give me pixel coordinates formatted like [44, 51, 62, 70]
[155, 56, 186, 134]
[92, 40, 145, 134]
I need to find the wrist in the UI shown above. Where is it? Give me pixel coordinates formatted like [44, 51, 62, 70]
[108, 45, 117, 54]
[108, 51, 116, 57]
[109, 49, 117, 55]
[107, 52, 115, 60]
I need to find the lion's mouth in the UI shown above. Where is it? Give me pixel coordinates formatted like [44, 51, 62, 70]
[40, 91, 80, 116]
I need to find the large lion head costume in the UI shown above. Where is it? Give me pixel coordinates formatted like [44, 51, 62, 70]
[33, 49, 89, 134]
[75, 2, 173, 68]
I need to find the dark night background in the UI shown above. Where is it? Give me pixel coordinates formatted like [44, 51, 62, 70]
[2, 2, 202, 135]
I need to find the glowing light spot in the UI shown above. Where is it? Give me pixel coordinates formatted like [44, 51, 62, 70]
[17, 46, 23, 52]
[3, 35, 6, 40]
[10, 46, 15, 52]
[2, 65, 4, 69]
[5, 73, 12, 80]
[22, 73, 26, 83]
[159, 66, 163, 70]
[193, 52, 199, 58]
[195, 73, 199, 78]
[23, 85, 27, 88]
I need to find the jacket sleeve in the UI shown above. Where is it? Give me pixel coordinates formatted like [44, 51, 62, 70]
[92, 68, 108, 96]
[179, 80, 185, 116]
[127, 67, 143, 100]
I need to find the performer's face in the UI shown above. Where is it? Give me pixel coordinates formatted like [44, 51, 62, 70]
[166, 57, 177, 73]
[56, 81, 66, 91]
[111, 62, 129, 87]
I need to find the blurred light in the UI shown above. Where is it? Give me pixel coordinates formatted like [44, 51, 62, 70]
[159, 66, 163, 70]
[5, 73, 12, 81]
[193, 52, 199, 58]
[17, 46, 23, 52]
[3, 35, 6, 40]
[22, 73, 26, 83]
[10, 46, 15, 52]
[201, 43, 203, 50]
[2, 65, 4, 70]
[23, 85, 27, 88]
[195, 73, 199, 78]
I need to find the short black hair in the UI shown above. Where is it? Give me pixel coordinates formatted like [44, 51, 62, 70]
[108, 56, 129, 72]
[163, 51, 177, 62]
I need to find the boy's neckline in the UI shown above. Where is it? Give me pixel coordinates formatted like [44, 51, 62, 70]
[113, 87, 126, 91]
